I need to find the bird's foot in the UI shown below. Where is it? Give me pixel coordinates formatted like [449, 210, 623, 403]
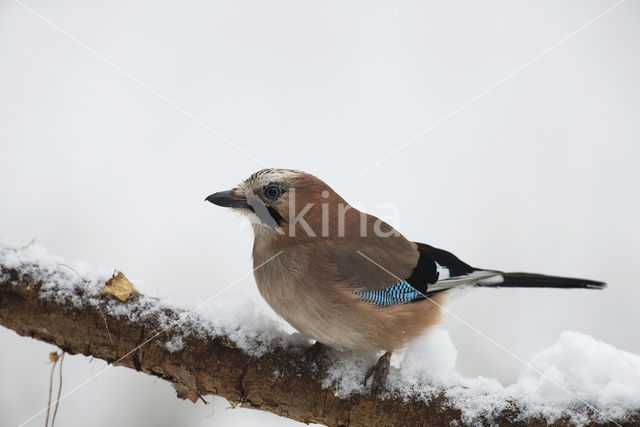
[303, 341, 329, 370]
[364, 352, 391, 394]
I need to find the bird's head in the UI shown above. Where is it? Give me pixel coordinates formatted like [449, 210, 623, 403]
[206, 168, 379, 239]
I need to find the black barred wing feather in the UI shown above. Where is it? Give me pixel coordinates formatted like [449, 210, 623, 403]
[355, 280, 424, 306]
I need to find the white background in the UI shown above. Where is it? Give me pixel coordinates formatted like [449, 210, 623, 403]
[1, 0, 639, 426]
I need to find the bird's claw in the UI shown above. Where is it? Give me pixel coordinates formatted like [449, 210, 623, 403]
[303, 341, 329, 370]
[364, 352, 391, 394]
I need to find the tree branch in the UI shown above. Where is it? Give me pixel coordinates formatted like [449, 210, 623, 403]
[0, 253, 637, 426]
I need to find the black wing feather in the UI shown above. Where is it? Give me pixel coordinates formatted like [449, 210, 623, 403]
[405, 242, 476, 295]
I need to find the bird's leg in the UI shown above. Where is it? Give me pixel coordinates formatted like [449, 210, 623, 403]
[364, 351, 391, 394]
[303, 340, 329, 369]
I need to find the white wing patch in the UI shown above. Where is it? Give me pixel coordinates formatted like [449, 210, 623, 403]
[428, 270, 503, 293]
[476, 274, 505, 286]
[435, 261, 450, 280]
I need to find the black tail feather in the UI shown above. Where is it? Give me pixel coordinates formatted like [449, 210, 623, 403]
[485, 272, 606, 290]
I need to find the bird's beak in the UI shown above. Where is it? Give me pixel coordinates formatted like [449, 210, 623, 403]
[205, 189, 251, 209]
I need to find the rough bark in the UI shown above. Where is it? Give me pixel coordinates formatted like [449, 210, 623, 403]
[0, 266, 636, 427]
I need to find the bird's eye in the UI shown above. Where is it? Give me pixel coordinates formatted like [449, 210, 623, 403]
[264, 185, 282, 200]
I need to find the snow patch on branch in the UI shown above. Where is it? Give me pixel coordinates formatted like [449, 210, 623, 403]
[323, 327, 640, 425]
[164, 335, 184, 353]
[0, 239, 292, 356]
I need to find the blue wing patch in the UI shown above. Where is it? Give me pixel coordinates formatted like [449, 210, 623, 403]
[355, 280, 423, 306]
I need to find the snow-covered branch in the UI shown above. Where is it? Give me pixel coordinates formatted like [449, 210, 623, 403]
[0, 240, 638, 426]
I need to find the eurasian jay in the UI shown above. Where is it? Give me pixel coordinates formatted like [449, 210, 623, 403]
[206, 168, 605, 391]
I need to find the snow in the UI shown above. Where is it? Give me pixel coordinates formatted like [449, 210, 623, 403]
[0, 238, 113, 308]
[510, 331, 640, 423]
[164, 335, 184, 353]
[324, 327, 640, 425]
[0, 238, 293, 357]
[1, 239, 639, 425]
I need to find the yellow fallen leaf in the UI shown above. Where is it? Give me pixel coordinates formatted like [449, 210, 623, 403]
[100, 271, 140, 301]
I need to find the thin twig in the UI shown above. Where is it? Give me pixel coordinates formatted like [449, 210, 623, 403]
[97, 305, 114, 346]
[51, 353, 65, 427]
[57, 263, 89, 283]
[44, 356, 58, 427]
